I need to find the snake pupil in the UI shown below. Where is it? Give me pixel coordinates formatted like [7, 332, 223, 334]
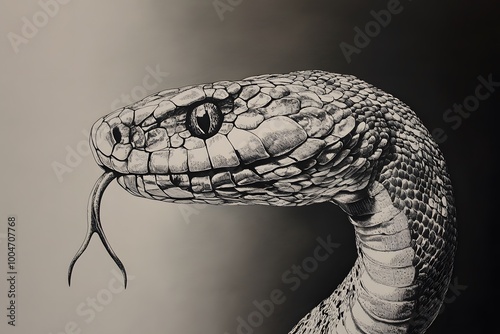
[112, 127, 122, 143]
[197, 110, 211, 134]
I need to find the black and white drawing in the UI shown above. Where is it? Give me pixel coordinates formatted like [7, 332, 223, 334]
[69, 70, 456, 333]
[2, 2, 496, 334]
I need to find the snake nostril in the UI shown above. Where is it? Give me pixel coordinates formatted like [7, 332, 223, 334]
[112, 127, 122, 143]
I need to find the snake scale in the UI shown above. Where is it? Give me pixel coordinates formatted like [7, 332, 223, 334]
[68, 70, 456, 333]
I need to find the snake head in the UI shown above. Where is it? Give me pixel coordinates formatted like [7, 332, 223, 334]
[89, 70, 390, 206]
[74, 71, 456, 334]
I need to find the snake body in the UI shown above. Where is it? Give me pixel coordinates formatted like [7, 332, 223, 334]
[69, 70, 456, 333]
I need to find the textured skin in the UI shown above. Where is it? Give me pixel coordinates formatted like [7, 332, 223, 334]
[81, 70, 456, 333]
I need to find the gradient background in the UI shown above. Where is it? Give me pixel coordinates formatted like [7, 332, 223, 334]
[0, 1, 498, 333]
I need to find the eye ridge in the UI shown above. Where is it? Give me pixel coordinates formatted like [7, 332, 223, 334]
[187, 101, 224, 139]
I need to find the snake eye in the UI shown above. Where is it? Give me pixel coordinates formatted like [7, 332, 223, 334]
[187, 102, 223, 139]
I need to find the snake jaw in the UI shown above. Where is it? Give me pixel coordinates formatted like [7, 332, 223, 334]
[68, 171, 127, 288]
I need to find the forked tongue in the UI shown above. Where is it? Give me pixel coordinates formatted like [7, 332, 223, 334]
[68, 171, 128, 288]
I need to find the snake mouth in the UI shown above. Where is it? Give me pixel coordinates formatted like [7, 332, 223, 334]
[68, 170, 128, 288]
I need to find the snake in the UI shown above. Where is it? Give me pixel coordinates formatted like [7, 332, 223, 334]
[68, 70, 456, 333]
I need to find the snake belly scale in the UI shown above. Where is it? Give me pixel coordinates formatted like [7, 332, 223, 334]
[68, 70, 456, 334]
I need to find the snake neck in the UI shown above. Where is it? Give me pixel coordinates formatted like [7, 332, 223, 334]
[291, 179, 455, 334]
[341, 182, 421, 333]
[290, 99, 457, 333]
[290, 182, 419, 334]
